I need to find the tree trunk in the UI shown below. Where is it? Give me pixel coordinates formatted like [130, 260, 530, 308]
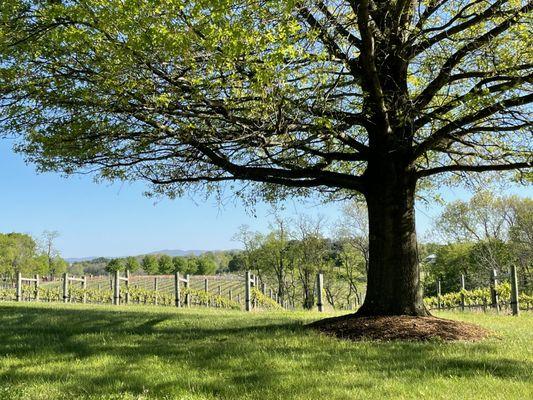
[356, 173, 429, 316]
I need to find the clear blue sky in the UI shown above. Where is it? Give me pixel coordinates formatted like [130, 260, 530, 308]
[1, 138, 531, 258]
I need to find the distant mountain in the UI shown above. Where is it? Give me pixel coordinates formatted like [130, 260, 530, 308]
[65, 256, 106, 263]
[65, 249, 234, 263]
[148, 249, 207, 257]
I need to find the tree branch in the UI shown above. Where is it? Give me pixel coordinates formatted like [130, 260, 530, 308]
[413, 93, 533, 159]
[413, 1, 532, 110]
[417, 161, 532, 178]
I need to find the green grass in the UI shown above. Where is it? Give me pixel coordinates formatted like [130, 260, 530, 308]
[0, 303, 531, 400]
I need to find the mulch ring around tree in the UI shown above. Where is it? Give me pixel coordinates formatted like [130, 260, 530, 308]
[309, 315, 492, 342]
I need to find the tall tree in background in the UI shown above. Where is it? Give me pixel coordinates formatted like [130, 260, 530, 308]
[266, 214, 291, 304]
[105, 258, 125, 273]
[1, 1, 531, 316]
[141, 255, 159, 274]
[0, 233, 42, 276]
[158, 254, 174, 274]
[41, 230, 62, 277]
[293, 215, 329, 309]
[124, 256, 141, 273]
[508, 198, 533, 290]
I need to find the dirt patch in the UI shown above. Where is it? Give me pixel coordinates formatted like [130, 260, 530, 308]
[309, 315, 491, 342]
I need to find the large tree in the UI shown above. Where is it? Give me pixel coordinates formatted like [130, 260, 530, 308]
[1, 0, 531, 315]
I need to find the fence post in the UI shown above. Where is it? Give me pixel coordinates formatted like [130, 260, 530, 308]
[253, 275, 258, 308]
[218, 285, 221, 296]
[34, 274, 39, 301]
[154, 277, 158, 306]
[185, 274, 191, 307]
[229, 289, 233, 301]
[174, 272, 181, 307]
[82, 275, 87, 304]
[269, 288, 273, 300]
[245, 271, 251, 311]
[490, 269, 499, 312]
[113, 270, 120, 305]
[437, 280, 441, 310]
[125, 270, 130, 305]
[460, 274, 465, 311]
[16, 272, 22, 302]
[204, 278, 209, 307]
[316, 273, 324, 312]
[261, 282, 266, 295]
[510, 264, 520, 316]
[63, 272, 69, 303]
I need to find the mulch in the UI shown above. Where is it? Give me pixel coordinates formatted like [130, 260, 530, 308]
[308, 314, 491, 342]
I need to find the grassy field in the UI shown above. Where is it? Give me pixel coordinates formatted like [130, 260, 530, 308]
[0, 303, 531, 400]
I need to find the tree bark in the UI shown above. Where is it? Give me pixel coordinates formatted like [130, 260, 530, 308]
[356, 171, 429, 316]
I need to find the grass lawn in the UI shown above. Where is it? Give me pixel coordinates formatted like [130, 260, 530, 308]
[0, 302, 531, 400]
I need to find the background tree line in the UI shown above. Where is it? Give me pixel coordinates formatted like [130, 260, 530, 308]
[229, 192, 532, 309]
[104, 253, 221, 276]
[421, 192, 532, 296]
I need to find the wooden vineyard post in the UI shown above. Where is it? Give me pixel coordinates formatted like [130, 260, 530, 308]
[113, 270, 120, 305]
[185, 274, 190, 307]
[460, 274, 466, 312]
[126, 271, 131, 304]
[261, 282, 266, 295]
[174, 272, 190, 308]
[237, 294, 241, 304]
[218, 285, 221, 296]
[229, 289, 233, 302]
[510, 264, 520, 316]
[34, 274, 39, 301]
[204, 278, 209, 307]
[82, 276, 87, 304]
[16, 272, 22, 302]
[63, 273, 69, 303]
[175, 272, 181, 307]
[245, 271, 252, 311]
[437, 280, 441, 310]
[316, 273, 324, 312]
[490, 269, 499, 312]
[154, 277, 158, 306]
[269, 288, 273, 300]
[253, 276, 258, 308]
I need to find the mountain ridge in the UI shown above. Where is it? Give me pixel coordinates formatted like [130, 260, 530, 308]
[65, 248, 237, 263]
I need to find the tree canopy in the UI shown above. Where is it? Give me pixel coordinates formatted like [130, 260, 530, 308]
[1, 0, 530, 200]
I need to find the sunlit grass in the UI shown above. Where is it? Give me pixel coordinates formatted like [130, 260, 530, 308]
[0, 302, 531, 399]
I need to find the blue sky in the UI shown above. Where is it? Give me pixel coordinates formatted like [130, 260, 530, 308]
[1, 138, 531, 258]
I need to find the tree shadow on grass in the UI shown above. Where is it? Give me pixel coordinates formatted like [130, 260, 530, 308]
[0, 305, 530, 399]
